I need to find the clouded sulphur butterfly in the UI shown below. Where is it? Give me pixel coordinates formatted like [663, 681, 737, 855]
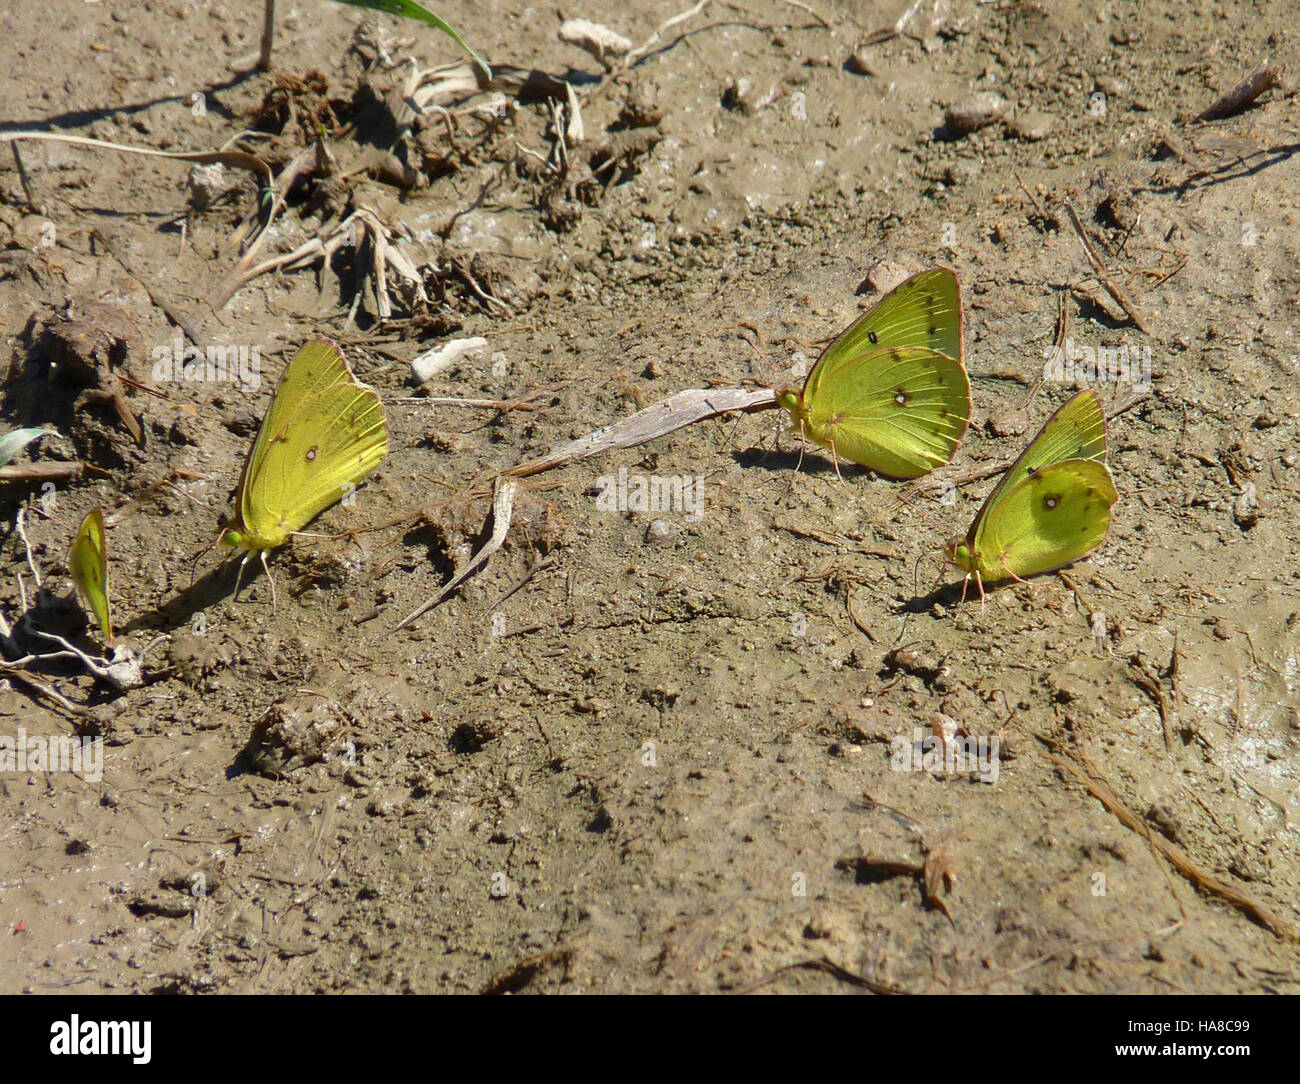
[220, 340, 388, 601]
[775, 268, 971, 478]
[945, 389, 1118, 603]
[69, 507, 112, 642]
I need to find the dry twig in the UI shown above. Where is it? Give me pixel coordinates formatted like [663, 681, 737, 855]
[1195, 63, 1286, 122]
[1063, 202, 1150, 334]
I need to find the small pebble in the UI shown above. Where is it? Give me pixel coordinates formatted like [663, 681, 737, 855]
[944, 92, 1010, 136]
[645, 519, 676, 545]
[620, 77, 662, 128]
[187, 163, 227, 211]
[986, 406, 1029, 438]
[1009, 110, 1054, 142]
[847, 49, 878, 77]
[410, 338, 487, 384]
[861, 260, 912, 296]
[723, 77, 761, 115]
[1233, 485, 1259, 529]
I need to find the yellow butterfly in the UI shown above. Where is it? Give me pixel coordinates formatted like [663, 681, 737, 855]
[775, 268, 971, 478]
[945, 389, 1118, 604]
[69, 507, 113, 642]
[220, 340, 389, 603]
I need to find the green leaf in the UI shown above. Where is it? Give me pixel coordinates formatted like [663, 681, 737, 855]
[331, 0, 491, 81]
[0, 427, 53, 468]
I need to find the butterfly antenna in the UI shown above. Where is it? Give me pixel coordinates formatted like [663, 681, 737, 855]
[893, 476, 949, 530]
[190, 532, 224, 588]
[920, 551, 954, 605]
[1017, 376, 1046, 411]
[1021, 291, 1067, 409]
[741, 327, 783, 383]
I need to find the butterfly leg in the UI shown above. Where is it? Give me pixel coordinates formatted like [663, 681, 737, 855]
[232, 551, 252, 601]
[975, 570, 987, 613]
[999, 554, 1031, 587]
[259, 549, 278, 612]
[783, 422, 807, 496]
[826, 435, 846, 485]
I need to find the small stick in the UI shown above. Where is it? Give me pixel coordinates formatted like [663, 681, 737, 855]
[10, 142, 39, 212]
[386, 385, 558, 412]
[388, 396, 536, 410]
[259, 0, 276, 72]
[31, 632, 122, 685]
[1, 132, 273, 235]
[780, 0, 832, 29]
[1063, 202, 1151, 334]
[905, 457, 1018, 504]
[1013, 171, 1056, 230]
[1128, 654, 1174, 754]
[1044, 742, 1300, 942]
[3, 669, 88, 718]
[1056, 570, 1094, 617]
[14, 509, 41, 590]
[845, 591, 877, 643]
[1167, 631, 1182, 731]
[1195, 63, 1285, 122]
[624, 0, 713, 67]
[1107, 387, 1150, 419]
[893, 0, 925, 37]
[504, 386, 776, 478]
[91, 229, 203, 347]
[224, 142, 318, 269]
[0, 463, 83, 485]
[105, 469, 209, 528]
[391, 476, 517, 631]
[1145, 256, 1187, 290]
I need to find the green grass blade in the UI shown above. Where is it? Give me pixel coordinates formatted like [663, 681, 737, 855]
[0, 427, 52, 468]
[331, 0, 491, 80]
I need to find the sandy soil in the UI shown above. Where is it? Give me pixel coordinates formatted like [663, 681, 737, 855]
[0, 0, 1297, 993]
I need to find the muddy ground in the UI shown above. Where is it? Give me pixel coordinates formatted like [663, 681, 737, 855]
[0, 0, 1297, 994]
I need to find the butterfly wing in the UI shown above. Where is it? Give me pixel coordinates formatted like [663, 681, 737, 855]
[969, 459, 1117, 583]
[803, 267, 963, 404]
[801, 345, 970, 477]
[233, 341, 389, 551]
[968, 389, 1108, 538]
[69, 508, 112, 640]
